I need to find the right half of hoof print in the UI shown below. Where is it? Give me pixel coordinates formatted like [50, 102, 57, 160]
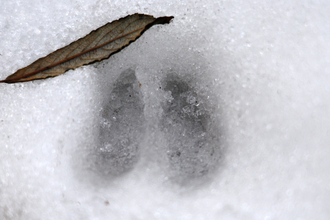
[95, 69, 145, 177]
[161, 75, 221, 181]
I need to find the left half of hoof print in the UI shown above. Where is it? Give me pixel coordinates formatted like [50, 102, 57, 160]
[94, 69, 145, 176]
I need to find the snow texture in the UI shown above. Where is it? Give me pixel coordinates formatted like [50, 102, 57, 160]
[0, 0, 330, 220]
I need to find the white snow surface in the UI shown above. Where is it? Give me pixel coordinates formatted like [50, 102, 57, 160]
[0, 0, 330, 219]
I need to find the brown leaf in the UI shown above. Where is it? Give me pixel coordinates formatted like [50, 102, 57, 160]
[0, 14, 173, 83]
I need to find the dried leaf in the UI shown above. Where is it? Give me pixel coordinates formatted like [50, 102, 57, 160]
[0, 14, 173, 83]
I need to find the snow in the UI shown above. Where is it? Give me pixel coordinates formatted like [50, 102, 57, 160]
[0, 0, 330, 219]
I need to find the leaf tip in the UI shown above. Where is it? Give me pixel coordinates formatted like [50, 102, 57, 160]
[154, 16, 174, 25]
[0, 77, 18, 83]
